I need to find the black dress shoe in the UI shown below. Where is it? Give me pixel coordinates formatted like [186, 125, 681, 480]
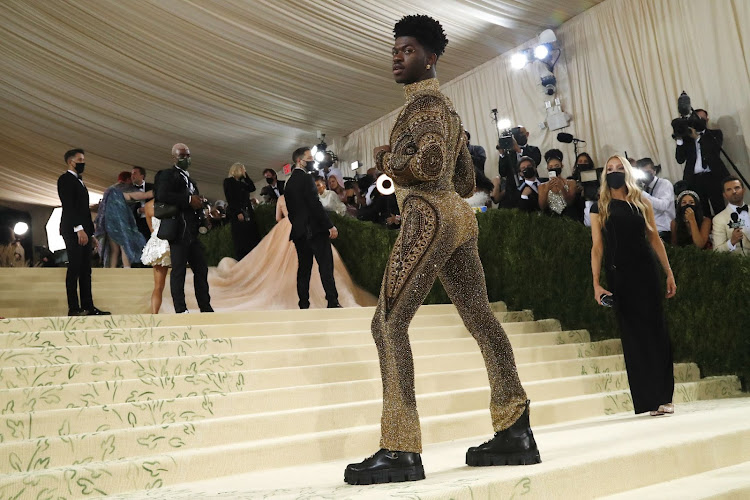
[344, 448, 425, 485]
[68, 308, 87, 316]
[327, 302, 342, 309]
[87, 307, 111, 316]
[466, 400, 541, 466]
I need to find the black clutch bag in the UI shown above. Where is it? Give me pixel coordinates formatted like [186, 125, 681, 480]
[154, 202, 179, 219]
[157, 217, 182, 242]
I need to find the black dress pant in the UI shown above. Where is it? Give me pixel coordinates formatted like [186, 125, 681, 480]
[230, 218, 260, 261]
[63, 233, 94, 311]
[293, 232, 338, 308]
[688, 171, 725, 217]
[169, 232, 213, 313]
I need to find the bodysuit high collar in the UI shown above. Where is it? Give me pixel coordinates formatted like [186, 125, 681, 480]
[404, 78, 440, 100]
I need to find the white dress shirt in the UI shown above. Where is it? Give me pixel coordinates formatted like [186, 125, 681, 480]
[642, 177, 675, 233]
[676, 132, 710, 174]
[725, 202, 750, 252]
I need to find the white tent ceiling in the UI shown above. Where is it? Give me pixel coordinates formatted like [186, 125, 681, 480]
[0, 0, 603, 206]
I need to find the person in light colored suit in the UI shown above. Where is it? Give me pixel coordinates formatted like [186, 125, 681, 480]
[712, 176, 750, 256]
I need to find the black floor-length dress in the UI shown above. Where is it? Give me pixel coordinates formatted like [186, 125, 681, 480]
[592, 199, 674, 413]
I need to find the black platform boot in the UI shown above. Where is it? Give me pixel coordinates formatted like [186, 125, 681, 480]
[466, 400, 541, 466]
[344, 448, 425, 485]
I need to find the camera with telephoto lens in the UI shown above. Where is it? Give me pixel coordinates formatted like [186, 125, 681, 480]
[197, 198, 212, 234]
[577, 161, 603, 202]
[497, 126, 525, 151]
[671, 91, 706, 140]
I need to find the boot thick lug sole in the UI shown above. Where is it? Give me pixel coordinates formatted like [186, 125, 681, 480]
[344, 465, 425, 485]
[466, 449, 541, 467]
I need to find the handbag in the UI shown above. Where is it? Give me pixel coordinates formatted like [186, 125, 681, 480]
[154, 202, 179, 219]
[157, 217, 182, 242]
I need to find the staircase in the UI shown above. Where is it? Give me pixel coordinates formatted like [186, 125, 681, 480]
[0, 270, 747, 499]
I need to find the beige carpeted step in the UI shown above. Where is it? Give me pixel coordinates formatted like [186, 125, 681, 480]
[0, 300, 743, 499]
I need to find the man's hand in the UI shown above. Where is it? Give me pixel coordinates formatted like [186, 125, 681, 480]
[329, 226, 339, 240]
[77, 229, 88, 246]
[688, 127, 699, 140]
[189, 195, 203, 210]
[731, 227, 744, 246]
[373, 145, 391, 156]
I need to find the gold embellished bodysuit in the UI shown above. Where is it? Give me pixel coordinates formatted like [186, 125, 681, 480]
[372, 78, 528, 453]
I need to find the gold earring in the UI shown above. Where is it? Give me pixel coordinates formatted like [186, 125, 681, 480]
[426, 64, 431, 70]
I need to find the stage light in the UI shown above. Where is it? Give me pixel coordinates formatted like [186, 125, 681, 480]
[13, 222, 29, 236]
[314, 150, 326, 162]
[311, 145, 319, 157]
[376, 174, 395, 195]
[534, 44, 549, 60]
[314, 161, 320, 170]
[511, 52, 529, 70]
[497, 118, 512, 130]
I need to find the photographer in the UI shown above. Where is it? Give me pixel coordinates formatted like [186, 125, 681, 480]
[224, 162, 260, 260]
[635, 158, 675, 243]
[712, 176, 749, 255]
[674, 109, 729, 217]
[571, 152, 599, 226]
[465, 131, 487, 174]
[496, 125, 542, 188]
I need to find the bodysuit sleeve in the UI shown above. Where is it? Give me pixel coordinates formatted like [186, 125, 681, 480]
[375, 95, 449, 186]
[454, 136, 476, 198]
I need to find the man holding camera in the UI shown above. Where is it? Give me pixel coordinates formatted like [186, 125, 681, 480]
[675, 109, 728, 217]
[635, 158, 675, 242]
[712, 176, 749, 255]
[497, 126, 542, 189]
[154, 143, 213, 313]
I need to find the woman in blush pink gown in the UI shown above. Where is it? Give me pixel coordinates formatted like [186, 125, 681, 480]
[162, 195, 376, 312]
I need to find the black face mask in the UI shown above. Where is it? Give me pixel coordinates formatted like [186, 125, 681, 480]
[176, 157, 191, 170]
[74, 162, 85, 175]
[305, 161, 315, 171]
[679, 204, 696, 215]
[516, 135, 528, 147]
[266, 177, 275, 185]
[522, 167, 536, 179]
[607, 172, 626, 189]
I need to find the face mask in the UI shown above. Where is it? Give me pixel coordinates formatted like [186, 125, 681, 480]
[266, 177, 274, 185]
[176, 157, 191, 170]
[522, 167, 536, 179]
[607, 172, 626, 189]
[679, 204, 696, 215]
[74, 162, 85, 174]
[516, 135, 528, 147]
[305, 161, 315, 170]
[549, 168, 562, 177]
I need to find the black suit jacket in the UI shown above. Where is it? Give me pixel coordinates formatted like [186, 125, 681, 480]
[675, 129, 729, 181]
[154, 167, 201, 234]
[497, 145, 542, 181]
[284, 168, 333, 241]
[58, 171, 94, 237]
[223, 176, 256, 218]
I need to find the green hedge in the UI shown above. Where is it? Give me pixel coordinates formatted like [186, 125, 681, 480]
[201, 205, 750, 389]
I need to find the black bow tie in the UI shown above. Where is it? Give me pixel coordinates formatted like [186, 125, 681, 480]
[737, 205, 748, 214]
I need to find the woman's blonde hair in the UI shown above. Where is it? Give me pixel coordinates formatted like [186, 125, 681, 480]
[597, 155, 654, 232]
[228, 162, 246, 179]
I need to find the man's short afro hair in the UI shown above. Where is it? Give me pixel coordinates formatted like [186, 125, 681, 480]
[393, 15, 448, 57]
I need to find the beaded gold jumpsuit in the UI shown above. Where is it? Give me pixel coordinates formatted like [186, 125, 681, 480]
[372, 78, 528, 453]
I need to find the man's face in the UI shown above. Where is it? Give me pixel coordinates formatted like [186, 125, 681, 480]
[173, 146, 190, 164]
[519, 160, 536, 179]
[696, 110, 708, 122]
[723, 180, 745, 205]
[131, 169, 144, 185]
[638, 164, 656, 183]
[392, 36, 432, 84]
[264, 171, 276, 183]
[299, 150, 313, 166]
[68, 152, 84, 169]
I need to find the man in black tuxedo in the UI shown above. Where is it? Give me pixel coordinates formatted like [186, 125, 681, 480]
[500, 156, 541, 211]
[130, 166, 154, 241]
[57, 148, 110, 316]
[675, 109, 729, 216]
[496, 126, 542, 191]
[263, 168, 285, 199]
[154, 143, 213, 314]
[285, 147, 340, 309]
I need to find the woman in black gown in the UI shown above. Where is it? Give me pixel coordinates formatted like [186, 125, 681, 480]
[223, 163, 260, 260]
[590, 155, 677, 416]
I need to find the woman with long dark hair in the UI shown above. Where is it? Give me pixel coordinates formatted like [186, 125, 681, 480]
[671, 190, 711, 248]
[590, 155, 677, 416]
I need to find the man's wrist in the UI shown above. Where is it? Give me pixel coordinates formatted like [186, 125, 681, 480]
[727, 240, 737, 251]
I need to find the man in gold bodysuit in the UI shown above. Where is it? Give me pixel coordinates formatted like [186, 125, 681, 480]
[344, 15, 541, 486]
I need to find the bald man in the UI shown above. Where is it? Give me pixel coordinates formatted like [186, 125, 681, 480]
[154, 143, 213, 313]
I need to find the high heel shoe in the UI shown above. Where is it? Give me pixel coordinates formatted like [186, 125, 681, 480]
[657, 403, 674, 414]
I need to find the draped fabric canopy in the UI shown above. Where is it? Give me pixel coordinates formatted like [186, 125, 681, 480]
[0, 0, 603, 206]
